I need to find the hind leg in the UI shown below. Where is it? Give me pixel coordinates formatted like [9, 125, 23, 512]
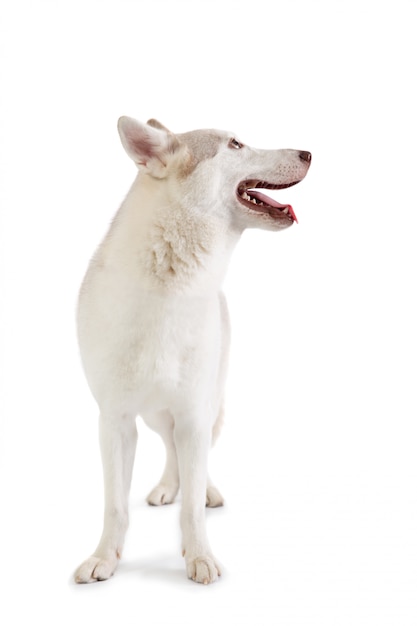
[205, 295, 229, 508]
[144, 407, 225, 507]
[206, 404, 225, 508]
[144, 411, 180, 506]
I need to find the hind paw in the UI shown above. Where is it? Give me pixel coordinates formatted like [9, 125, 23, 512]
[206, 485, 224, 508]
[147, 482, 179, 506]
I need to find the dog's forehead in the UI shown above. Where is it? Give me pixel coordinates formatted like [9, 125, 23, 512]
[178, 129, 230, 162]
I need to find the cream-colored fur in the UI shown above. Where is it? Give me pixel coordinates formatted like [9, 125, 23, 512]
[74, 117, 311, 585]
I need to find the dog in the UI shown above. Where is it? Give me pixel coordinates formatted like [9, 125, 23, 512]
[74, 117, 311, 585]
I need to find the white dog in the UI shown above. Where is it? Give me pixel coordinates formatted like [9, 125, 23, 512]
[74, 117, 311, 585]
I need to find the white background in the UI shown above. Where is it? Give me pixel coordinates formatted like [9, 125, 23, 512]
[1, 1, 416, 624]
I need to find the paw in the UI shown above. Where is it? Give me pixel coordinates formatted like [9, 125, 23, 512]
[185, 555, 221, 585]
[146, 482, 179, 506]
[74, 555, 118, 584]
[206, 485, 224, 508]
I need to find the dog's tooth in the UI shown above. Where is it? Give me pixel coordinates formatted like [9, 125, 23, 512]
[251, 198, 257, 204]
[242, 191, 250, 200]
[283, 207, 289, 214]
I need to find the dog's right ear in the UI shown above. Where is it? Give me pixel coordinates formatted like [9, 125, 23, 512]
[117, 116, 180, 178]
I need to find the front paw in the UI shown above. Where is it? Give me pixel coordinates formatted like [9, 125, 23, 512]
[74, 554, 118, 584]
[185, 554, 221, 585]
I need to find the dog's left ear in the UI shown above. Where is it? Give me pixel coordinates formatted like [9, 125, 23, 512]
[117, 116, 180, 178]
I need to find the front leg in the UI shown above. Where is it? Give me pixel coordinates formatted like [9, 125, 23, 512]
[174, 416, 221, 585]
[74, 412, 137, 583]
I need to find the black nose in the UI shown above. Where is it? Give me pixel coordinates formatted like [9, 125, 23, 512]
[299, 151, 311, 163]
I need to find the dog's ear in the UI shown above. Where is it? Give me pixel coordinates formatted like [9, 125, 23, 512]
[146, 118, 171, 132]
[117, 116, 180, 178]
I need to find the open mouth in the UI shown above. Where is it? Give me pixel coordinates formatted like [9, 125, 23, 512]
[237, 180, 300, 223]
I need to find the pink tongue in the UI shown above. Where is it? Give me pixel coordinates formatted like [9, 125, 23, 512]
[249, 190, 298, 223]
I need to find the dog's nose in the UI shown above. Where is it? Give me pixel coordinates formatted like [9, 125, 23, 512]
[299, 151, 311, 163]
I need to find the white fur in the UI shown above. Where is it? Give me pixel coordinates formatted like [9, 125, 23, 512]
[74, 117, 310, 584]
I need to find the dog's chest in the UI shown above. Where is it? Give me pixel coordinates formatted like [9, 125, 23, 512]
[79, 277, 222, 408]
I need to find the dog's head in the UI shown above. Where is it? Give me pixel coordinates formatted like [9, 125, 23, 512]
[117, 116, 311, 232]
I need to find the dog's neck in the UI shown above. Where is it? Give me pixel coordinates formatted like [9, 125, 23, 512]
[101, 174, 241, 294]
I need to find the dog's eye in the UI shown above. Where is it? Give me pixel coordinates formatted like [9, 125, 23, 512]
[229, 138, 244, 150]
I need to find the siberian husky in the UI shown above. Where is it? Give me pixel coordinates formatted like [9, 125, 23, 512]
[74, 117, 311, 585]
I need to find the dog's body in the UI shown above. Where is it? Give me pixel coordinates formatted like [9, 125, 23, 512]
[74, 117, 310, 584]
